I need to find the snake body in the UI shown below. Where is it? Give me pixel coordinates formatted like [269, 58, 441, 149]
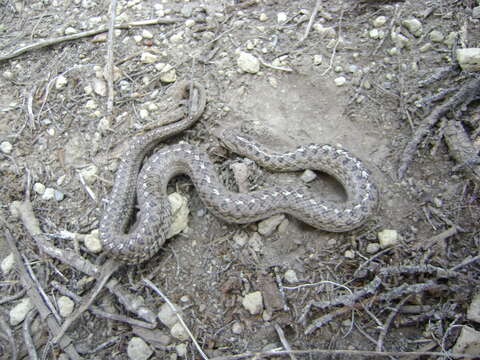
[99, 82, 378, 264]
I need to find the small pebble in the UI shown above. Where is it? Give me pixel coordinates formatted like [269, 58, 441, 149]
[344, 250, 355, 259]
[127, 337, 153, 360]
[242, 291, 263, 315]
[237, 51, 260, 74]
[258, 214, 285, 236]
[378, 229, 399, 248]
[55, 75, 68, 89]
[64, 27, 78, 35]
[369, 28, 384, 40]
[42, 188, 55, 201]
[159, 64, 176, 83]
[366, 243, 380, 254]
[33, 182, 46, 195]
[373, 16, 387, 28]
[140, 52, 158, 64]
[171, 322, 189, 341]
[58, 296, 75, 317]
[301, 169, 317, 183]
[185, 19, 195, 28]
[284, 269, 299, 284]
[233, 231, 248, 247]
[84, 230, 102, 253]
[158, 302, 181, 328]
[334, 76, 346, 86]
[429, 30, 444, 43]
[467, 292, 480, 323]
[277, 12, 287, 23]
[248, 232, 263, 252]
[141, 29, 153, 39]
[10, 297, 34, 326]
[232, 321, 244, 334]
[456, 48, 480, 72]
[313, 54, 323, 65]
[54, 190, 64, 201]
[176, 343, 187, 357]
[259, 13, 268, 22]
[0, 141, 13, 154]
[1, 253, 15, 274]
[402, 18, 422, 37]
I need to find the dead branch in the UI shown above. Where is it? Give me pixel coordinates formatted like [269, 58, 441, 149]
[22, 309, 39, 360]
[0, 17, 180, 62]
[106, 0, 117, 117]
[0, 311, 17, 360]
[398, 77, 480, 178]
[297, 0, 321, 44]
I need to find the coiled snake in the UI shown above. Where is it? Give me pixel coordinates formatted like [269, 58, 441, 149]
[99, 81, 378, 264]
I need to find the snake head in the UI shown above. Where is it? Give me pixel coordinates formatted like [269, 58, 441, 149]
[212, 127, 250, 155]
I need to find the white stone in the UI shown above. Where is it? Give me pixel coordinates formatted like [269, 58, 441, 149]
[334, 76, 347, 86]
[85, 99, 97, 110]
[158, 302, 181, 328]
[248, 233, 263, 252]
[391, 32, 410, 49]
[1, 253, 15, 274]
[54, 190, 64, 201]
[237, 51, 260, 74]
[176, 343, 187, 357]
[457, 48, 480, 72]
[58, 296, 75, 317]
[127, 337, 153, 360]
[159, 64, 176, 83]
[154, 62, 166, 72]
[313, 54, 323, 65]
[452, 326, 480, 355]
[301, 169, 317, 183]
[84, 230, 102, 253]
[92, 78, 107, 96]
[55, 75, 68, 89]
[313, 23, 336, 38]
[171, 322, 189, 341]
[429, 30, 444, 43]
[258, 214, 285, 236]
[142, 29, 153, 39]
[170, 31, 184, 43]
[284, 269, 298, 284]
[277, 12, 287, 23]
[10, 297, 34, 326]
[33, 182, 46, 195]
[444, 32, 457, 47]
[42, 188, 55, 201]
[0, 141, 13, 154]
[344, 250, 355, 259]
[140, 52, 158, 64]
[378, 229, 399, 248]
[185, 19, 195, 28]
[373, 16, 387, 28]
[167, 193, 189, 238]
[139, 109, 149, 119]
[369, 28, 384, 40]
[366, 243, 380, 254]
[259, 13, 268, 22]
[133, 35, 142, 43]
[402, 18, 422, 37]
[467, 292, 480, 323]
[232, 321, 244, 334]
[233, 232, 248, 247]
[242, 291, 263, 315]
[64, 27, 78, 35]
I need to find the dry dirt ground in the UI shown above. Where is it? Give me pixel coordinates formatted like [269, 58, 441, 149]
[1, 0, 480, 359]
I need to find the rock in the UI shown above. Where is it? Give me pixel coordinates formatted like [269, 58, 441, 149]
[429, 30, 444, 43]
[391, 32, 410, 49]
[170, 31, 184, 43]
[378, 229, 399, 248]
[54, 190, 64, 201]
[85, 99, 97, 110]
[313, 23, 336, 38]
[58, 296, 75, 317]
[33, 182, 46, 195]
[64, 27, 78, 35]
[258, 214, 285, 236]
[473, 6, 480, 19]
[0, 141, 13, 154]
[230, 162, 250, 193]
[277, 12, 287, 23]
[402, 18, 422, 37]
[313, 54, 323, 65]
[159, 64, 177, 83]
[42, 188, 55, 201]
[344, 250, 355, 259]
[10, 297, 34, 326]
[55, 75, 68, 89]
[248, 233, 263, 252]
[142, 29, 153, 39]
[237, 51, 260, 74]
[176, 343, 187, 357]
[444, 32, 458, 47]
[467, 292, 480, 323]
[127, 337, 153, 360]
[233, 231, 248, 247]
[373, 16, 387, 28]
[457, 48, 480, 72]
[366, 243, 380, 254]
[185, 19, 195, 28]
[300, 169, 317, 183]
[158, 302, 181, 328]
[92, 78, 107, 96]
[242, 291, 263, 315]
[452, 326, 480, 355]
[334, 76, 346, 86]
[369, 29, 384, 40]
[139, 109, 149, 119]
[171, 322, 189, 341]
[79, 165, 98, 184]
[284, 269, 298, 284]
[84, 230, 102, 253]
[1, 253, 14, 274]
[167, 193, 189, 238]
[140, 52, 158, 64]
[259, 13, 268, 22]
[232, 321, 244, 334]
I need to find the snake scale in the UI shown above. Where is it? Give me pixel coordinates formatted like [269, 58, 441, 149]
[99, 81, 378, 264]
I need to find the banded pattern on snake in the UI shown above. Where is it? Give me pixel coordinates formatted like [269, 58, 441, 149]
[99, 82, 378, 264]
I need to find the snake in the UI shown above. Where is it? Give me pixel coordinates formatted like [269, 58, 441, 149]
[99, 81, 378, 264]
